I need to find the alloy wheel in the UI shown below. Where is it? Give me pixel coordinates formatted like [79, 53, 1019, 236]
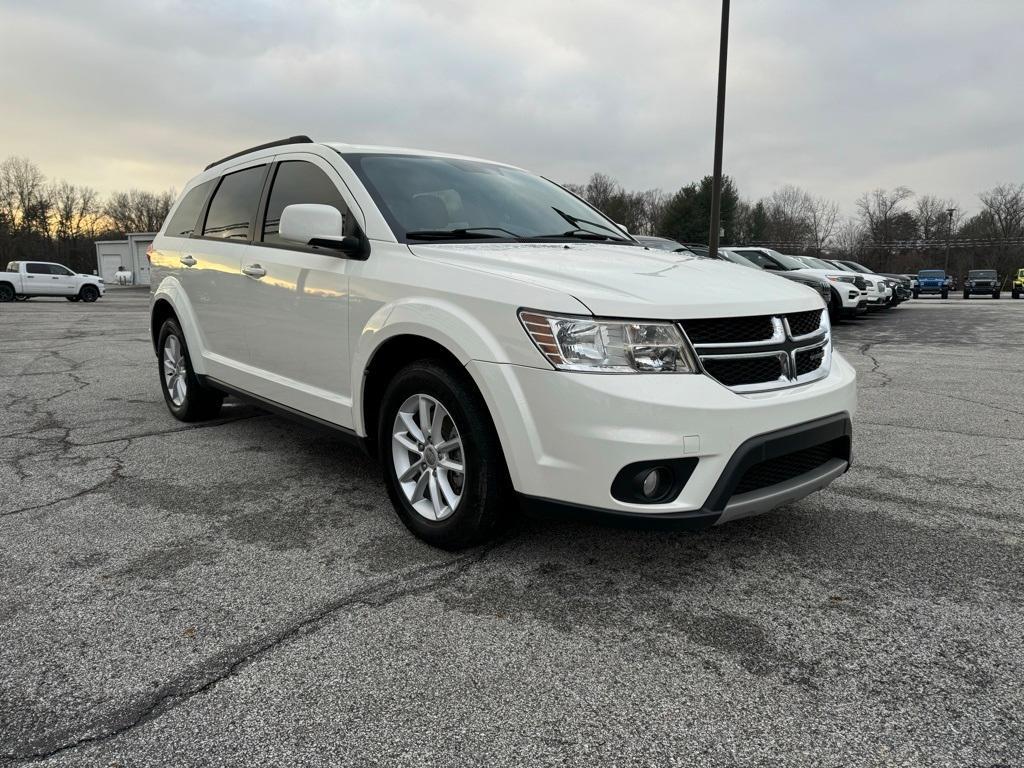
[162, 335, 188, 407]
[391, 394, 466, 521]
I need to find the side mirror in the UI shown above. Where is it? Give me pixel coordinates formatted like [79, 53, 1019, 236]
[279, 204, 365, 258]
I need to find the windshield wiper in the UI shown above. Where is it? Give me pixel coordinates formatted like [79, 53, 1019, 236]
[550, 207, 629, 241]
[405, 227, 520, 240]
[530, 229, 627, 242]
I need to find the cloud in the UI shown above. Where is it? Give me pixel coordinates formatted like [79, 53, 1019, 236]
[1, 0, 1021, 215]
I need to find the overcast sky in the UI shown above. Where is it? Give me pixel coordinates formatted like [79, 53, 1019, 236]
[1, 0, 1021, 216]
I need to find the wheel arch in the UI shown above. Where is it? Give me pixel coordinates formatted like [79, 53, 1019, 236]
[150, 279, 207, 373]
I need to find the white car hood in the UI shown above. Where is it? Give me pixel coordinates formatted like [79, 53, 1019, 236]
[410, 242, 824, 319]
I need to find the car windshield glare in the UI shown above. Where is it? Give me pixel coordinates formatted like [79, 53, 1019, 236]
[341, 153, 634, 245]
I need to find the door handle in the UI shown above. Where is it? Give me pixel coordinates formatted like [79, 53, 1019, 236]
[52, 276, 60, 279]
[242, 264, 266, 279]
[180, 255, 197, 267]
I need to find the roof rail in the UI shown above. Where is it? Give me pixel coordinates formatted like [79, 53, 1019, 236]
[204, 135, 314, 171]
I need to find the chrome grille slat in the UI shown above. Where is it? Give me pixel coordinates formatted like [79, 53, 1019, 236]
[680, 309, 831, 393]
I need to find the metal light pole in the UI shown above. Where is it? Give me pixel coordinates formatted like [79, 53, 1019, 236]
[944, 207, 955, 273]
[708, 0, 730, 258]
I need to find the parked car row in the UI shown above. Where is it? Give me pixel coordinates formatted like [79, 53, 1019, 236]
[905, 268, 1023, 300]
[1, 261, 105, 302]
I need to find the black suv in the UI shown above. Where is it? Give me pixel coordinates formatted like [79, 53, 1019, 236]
[963, 270, 1000, 299]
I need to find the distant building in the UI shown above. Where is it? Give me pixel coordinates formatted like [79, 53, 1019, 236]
[94, 232, 156, 286]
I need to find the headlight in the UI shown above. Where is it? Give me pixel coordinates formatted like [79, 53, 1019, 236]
[863, 279, 875, 289]
[827, 274, 856, 284]
[519, 310, 697, 373]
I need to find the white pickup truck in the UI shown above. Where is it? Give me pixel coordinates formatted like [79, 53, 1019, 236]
[1, 261, 105, 302]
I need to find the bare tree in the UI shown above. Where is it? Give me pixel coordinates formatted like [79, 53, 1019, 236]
[856, 186, 914, 243]
[807, 196, 840, 253]
[978, 183, 1024, 241]
[103, 188, 175, 234]
[832, 218, 866, 257]
[762, 185, 812, 245]
[0, 156, 48, 234]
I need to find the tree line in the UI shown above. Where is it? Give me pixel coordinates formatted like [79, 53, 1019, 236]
[0, 156, 175, 274]
[565, 173, 1024, 278]
[3, 153, 1022, 280]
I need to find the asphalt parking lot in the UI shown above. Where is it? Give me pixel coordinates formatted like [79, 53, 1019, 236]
[1, 290, 1022, 767]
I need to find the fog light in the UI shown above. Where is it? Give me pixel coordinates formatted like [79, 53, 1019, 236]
[641, 468, 663, 497]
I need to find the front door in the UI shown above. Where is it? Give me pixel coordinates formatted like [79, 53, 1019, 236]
[240, 155, 358, 427]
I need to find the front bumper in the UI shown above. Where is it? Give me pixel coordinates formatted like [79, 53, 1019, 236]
[470, 352, 857, 523]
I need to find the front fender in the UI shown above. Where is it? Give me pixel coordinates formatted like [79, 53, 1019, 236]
[350, 296, 542, 436]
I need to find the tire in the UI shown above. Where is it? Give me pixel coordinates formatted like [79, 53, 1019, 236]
[913, 290, 919, 299]
[0, 283, 14, 302]
[157, 318, 224, 422]
[828, 291, 843, 324]
[79, 285, 99, 303]
[378, 359, 511, 550]
[941, 289, 948, 299]
[993, 292, 1000, 299]
[1013, 289, 1020, 299]
[15, 295, 30, 301]
[67, 296, 80, 302]
[963, 291, 970, 300]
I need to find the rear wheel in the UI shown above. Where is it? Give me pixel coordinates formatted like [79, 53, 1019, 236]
[0, 283, 15, 302]
[157, 318, 224, 422]
[67, 296, 80, 302]
[378, 360, 510, 549]
[79, 285, 99, 302]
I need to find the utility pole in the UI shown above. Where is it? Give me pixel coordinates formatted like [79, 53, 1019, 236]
[708, 0, 730, 258]
[944, 207, 955, 273]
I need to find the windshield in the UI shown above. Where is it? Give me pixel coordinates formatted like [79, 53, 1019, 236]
[768, 252, 810, 270]
[919, 270, 945, 278]
[969, 270, 996, 278]
[800, 256, 836, 270]
[639, 237, 687, 252]
[342, 153, 636, 244]
[840, 261, 873, 274]
[719, 250, 759, 269]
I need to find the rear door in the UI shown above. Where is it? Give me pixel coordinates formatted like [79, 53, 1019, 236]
[239, 154, 360, 426]
[185, 162, 269, 377]
[21, 263, 54, 295]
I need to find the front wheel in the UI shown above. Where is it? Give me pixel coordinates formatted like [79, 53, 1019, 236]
[993, 291, 1001, 299]
[941, 289, 949, 299]
[912, 289, 920, 299]
[378, 360, 510, 550]
[67, 296, 80, 302]
[1013, 289, 1020, 299]
[79, 285, 99, 302]
[157, 319, 223, 422]
[963, 291, 970, 300]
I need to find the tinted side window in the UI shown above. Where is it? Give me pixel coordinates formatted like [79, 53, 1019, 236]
[25, 263, 49, 274]
[203, 166, 267, 240]
[262, 161, 354, 245]
[165, 180, 215, 238]
[49, 264, 74, 275]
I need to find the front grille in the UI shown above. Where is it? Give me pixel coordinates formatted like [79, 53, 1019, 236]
[786, 310, 822, 337]
[680, 315, 774, 345]
[702, 355, 783, 387]
[733, 439, 844, 495]
[795, 345, 826, 376]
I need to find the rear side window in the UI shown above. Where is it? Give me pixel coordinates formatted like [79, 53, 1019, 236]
[5, 262, 18, 272]
[165, 180, 214, 238]
[25, 263, 49, 274]
[261, 161, 354, 245]
[203, 166, 267, 240]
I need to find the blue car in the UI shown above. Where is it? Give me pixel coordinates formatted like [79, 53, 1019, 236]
[914, 269, 950, 299]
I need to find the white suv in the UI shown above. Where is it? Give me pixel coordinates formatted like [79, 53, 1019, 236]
[150, 137, 856, 548]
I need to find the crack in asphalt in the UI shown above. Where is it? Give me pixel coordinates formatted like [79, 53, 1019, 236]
[856, 342, 892, 388]
[1, 542, 504, 764]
